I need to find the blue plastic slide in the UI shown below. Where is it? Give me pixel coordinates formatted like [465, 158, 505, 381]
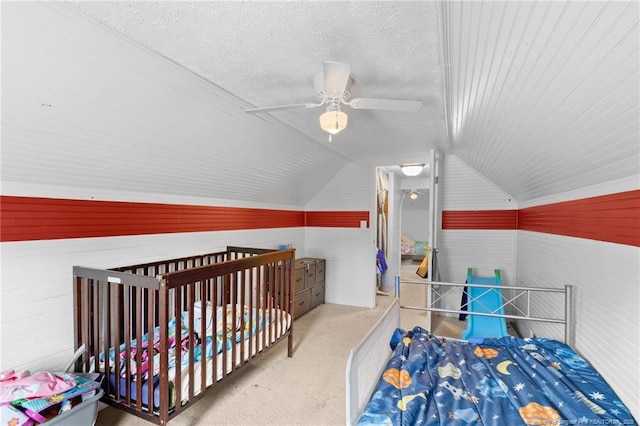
[460, 268, 509, 340]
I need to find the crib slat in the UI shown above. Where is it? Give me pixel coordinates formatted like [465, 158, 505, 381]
[240, 269, 246, 364]
[221, 273, 228, 380]
[199, 279, 207, 397]
[114, 284, 124, 404]
[158, 280, 169, 425]
[90, 281, 99, 375]
[187, 282, 195, 401]
[288, 258, 295, 357]
[211, 275, 218, 386]
[73, 277, 83, 370]
[275, 261, 281, 340]
[174, 287, 182, 416]
[146, 288, 155, 416]
[263, 266, 268, 354]
[248, 268, 252, 362]
[231, 271, 237, 373]
[134, 286, 143, 412]
[106, 285, 114, 399]
[124, 286, 132, 406]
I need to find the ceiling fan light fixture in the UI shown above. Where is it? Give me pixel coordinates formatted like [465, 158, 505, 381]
[401, 164, 424, 177]
[319, 109, 348, 135]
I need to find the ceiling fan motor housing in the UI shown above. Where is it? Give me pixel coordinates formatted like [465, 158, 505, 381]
[314, 72, 351, 102]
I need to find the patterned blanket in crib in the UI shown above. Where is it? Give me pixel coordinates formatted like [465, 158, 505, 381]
[99, 303, 274, 381]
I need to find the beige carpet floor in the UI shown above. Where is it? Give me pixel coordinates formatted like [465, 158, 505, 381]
[94, 292, 465, 426]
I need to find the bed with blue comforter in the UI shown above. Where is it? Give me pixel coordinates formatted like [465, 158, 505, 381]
[358, 327, 636, 425]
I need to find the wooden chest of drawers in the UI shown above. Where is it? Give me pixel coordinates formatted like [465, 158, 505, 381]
[293, 257, 326, 319]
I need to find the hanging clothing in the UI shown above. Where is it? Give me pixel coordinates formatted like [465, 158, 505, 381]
[376, 249, 388, 274]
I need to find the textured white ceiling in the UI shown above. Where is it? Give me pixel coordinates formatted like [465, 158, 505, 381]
[70, 1, 448, 160]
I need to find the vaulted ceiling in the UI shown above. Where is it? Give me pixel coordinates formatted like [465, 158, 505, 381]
[2, 1, 638, 205]
[69, 1, 449, 161]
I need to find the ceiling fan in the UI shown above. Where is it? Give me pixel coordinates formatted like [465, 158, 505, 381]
[405, 189, 427, 200]
[244, 61, 423, 141]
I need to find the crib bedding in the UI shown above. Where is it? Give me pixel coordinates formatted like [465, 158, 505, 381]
[358, 327, 636, 425]
[101, 304, 291, 409]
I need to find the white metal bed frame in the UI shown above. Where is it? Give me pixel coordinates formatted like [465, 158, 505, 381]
[345, 276, 575, 426]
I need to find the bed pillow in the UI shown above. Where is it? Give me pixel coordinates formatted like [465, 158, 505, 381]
[215, 305, 246, 333]
[190, 300, 214, 336]
[401, 234, 416, 247]
[190, 302, 249, 336]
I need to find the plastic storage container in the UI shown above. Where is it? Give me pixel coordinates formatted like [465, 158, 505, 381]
[40, 389, 103, 426]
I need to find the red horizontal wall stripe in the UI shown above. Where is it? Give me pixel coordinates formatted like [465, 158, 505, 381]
[0, 196, 305, 242]
[305, 211, 369, 228]
[442, 190, 639, 247]
[442, 210, 518, 230]
[2, 190, 637, 246]
[0, 196, 370, 242]
[518, 189, 640, 247]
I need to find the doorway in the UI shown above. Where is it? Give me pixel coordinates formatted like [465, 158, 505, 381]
[375, 149, 439, 329]
[375, 168, 390, 294]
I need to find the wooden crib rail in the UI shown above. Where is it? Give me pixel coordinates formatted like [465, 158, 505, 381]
[73, 266, 161, 289]
[226, 246, 276, 257]
[113, 251, 227, 276]
[72, 246, 295, 425]
[161, 249, 294, 288]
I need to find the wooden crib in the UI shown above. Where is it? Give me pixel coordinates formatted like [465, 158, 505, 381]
[72, 246, 295, 425]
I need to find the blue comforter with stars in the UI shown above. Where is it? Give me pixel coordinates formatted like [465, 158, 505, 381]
[358, 327, 636, 425]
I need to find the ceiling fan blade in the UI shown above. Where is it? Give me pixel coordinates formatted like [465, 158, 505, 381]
[347, 98, 423, 112]
[323, 61, 351, 98]
[244, 102, 322, 114]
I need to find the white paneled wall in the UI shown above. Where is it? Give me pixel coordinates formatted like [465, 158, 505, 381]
[438, 155, 518, 313]
[305, 228, 375, 308]
[305, 160, 373, 211]
[516, 231, 639, 419]
[306, 160, 376, 308]
[441, 155, 517, 210]
[439, 231, 518, 284]
[438, 230, 517, 316]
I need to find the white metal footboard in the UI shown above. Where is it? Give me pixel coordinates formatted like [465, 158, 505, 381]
[345, 299, 400, 426]
[397, 277, 575, 346]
